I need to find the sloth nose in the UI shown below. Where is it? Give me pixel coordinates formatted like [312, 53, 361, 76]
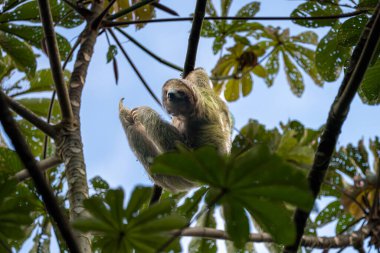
[167, 91, 176, 101]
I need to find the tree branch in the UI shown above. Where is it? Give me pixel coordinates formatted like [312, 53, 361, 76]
[176, 226, 370, 249]
[0, 91, 80, 253]
[103, 10, 367, 27]
[115, 27, 183, 72]
[37, 0, 73, 122]
[183, 0, 207, 77]
[107, 0, 157, 21]
[284, 3, 380, 253]
[3, 95, 56, 138]
[13, 156, 62, 182]
[108, 29, 162, 106]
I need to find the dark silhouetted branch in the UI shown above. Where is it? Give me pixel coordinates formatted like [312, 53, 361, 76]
[4, 95, 56, 138]
[284, 3, 380, 253]
[14, 156, 62, 182]
[0, 91, 80, 253]
[37, 0, 73, 122]
[92, 0, 117, 28]
[183, 0, 207, 77]
[103, 10, 367, 27]
[152, 2, 179, 16]
[108, 0, 157, 20]
[108, 29, 162, 106]
[115, 27, 183, 72]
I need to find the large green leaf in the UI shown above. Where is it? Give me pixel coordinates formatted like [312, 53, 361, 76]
[314, 200, 344, 228]
[16, 98, 61, 120]
[0, 147, 24, 175]
[0, 24, 71, 59]
[0, 32, 36, 77]
[291, 2, 342, 28]
[358, 57, 380, 105]
[316, 25, 351, 82]
[73, 189, 186, 253]
[152, 145, 313, 245]
[223, 200, 249, 249]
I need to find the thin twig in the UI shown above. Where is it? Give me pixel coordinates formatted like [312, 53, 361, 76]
[103, 10, 367, 27]
[13, 156, 62, 182]
[284, 3, 380, 252]
[115, 27, 183, 72]
[0, 91, 80, 253]
[175, 226, 370, 249]
[107, 29, 162, 106]
[151, 2, 179, 16]
[107, 0, 157, 20]
[183, 0, 207, 77]
[3, 95, 56, 138]
[37, 0, 73, 122]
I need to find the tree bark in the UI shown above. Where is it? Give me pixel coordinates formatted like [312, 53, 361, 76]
[55, 0, 104, 252]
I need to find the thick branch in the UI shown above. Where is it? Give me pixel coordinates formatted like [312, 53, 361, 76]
[284, 3, 380, 253]
[108, 29, 162, 106]
[103, 10, 367, 27]
[0, 91, 80, 253]
[183, 0, 207, 77]
[14, 156, 62, 182]
[176, 226, 370, 249]
[4, 95, 56, 138]
[37, 0, 73, 121]
[108, 0, 157, 20]
[115, 28, 183, 72]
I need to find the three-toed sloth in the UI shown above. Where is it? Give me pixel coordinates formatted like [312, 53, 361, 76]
[119, 68, 232, 192]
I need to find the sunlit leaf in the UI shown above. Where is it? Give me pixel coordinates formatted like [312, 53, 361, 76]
[283, 51, 304, 96]
[291, 2, 342, 28]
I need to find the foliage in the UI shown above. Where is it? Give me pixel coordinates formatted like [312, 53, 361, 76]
[73, 187, 186, 253]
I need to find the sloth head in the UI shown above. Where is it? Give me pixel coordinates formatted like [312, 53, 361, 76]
[162, 79, 196, 116]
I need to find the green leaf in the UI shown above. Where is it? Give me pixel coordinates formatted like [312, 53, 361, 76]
[252, 64, 267, 78]
[291, 31, 318, 45]
[106, 45, 118, 63]
[338, 15, 369, 47]
[224, 78, 240, 102]
[221, 0, 232, 16]
[231, 1, 260, 27]
[177, 187, 208, 219]
[16, 98, 61, 119]
[316, 25, 351, 82]
[125, 186, 152, 221]
[264, 49, 280, 86]
[291, 2, 342, 28]
[0, 24, 71, 59]
[0, 0, 84, 28]
[11, 68, 71, 97]
[283, 51, 304, 96]
[286, 43, 323, 86]
[358, 0, 378, 9]
[241, 73, 253, 97]
[90, 176, 110, 191]
[0, 31, 36, 77]
[223, 200, 249, 249]
[0, 147, 24, 175]
[188, 207, 217, 253]
[358, 57, 380, 104]
[314, 200, 344, 228]
[336, 213, 355, 234]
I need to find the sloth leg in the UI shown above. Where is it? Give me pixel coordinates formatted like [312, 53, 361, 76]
[130, 106, 185, 151]
[119, 103, 194, 192]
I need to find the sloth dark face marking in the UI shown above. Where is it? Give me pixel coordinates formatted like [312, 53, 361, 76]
[162, 79, 195, 117]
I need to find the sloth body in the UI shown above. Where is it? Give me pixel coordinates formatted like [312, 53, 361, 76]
[119, 68, 232, 192]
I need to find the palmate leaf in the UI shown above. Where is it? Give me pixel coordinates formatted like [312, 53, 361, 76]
[0, 24, 71, 59]
[0, 0, 83, 28]
[314, 200, 344, 228]
[73, 188, 186, 253]
[358, 57, 380, 105]
[282, 51, 304, 96]
[337, 14, 369, 47]
[0, 31, 36, 77]
[291, 1, 342, 28]
[152, 145, 313, 246]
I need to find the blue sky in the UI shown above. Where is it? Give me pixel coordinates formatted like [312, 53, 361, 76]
[23, 0, 380, 252]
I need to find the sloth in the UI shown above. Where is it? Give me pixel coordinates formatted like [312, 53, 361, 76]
[119, 68, 232, 192]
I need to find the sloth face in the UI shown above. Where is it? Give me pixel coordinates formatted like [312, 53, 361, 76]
[162, 79, 195, 116]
